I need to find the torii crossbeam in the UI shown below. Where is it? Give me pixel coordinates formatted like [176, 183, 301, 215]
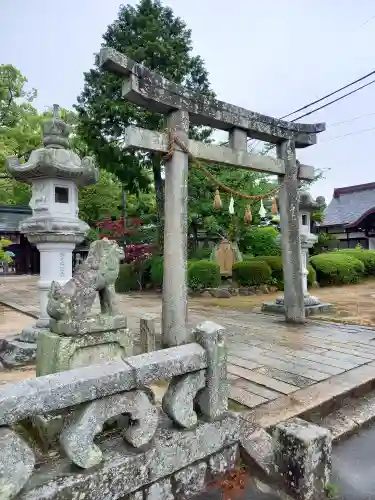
[99, 47, 326, 346]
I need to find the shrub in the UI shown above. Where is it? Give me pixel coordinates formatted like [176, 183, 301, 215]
[150, 256, 164, 287]
[188, 260, 221, 290]
[250, 255, 317, 289]
[124, 243, 153, 264]
[334, 249, 375, 275]
[307, 264, 316, 287]
[251, 255, 284, 286]
[115, 263, 141, 292]
[240, 226, 280, 256]
[310, 253, 365, 286]
[232, 260, 272, 286]
[187, 259, 199, 267]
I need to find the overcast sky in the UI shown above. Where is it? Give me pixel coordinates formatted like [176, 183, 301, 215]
[1, 0, 375, 202]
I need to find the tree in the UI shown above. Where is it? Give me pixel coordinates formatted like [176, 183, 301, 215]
[79, 169, 123, 224]
[75, 0, 215, 247]
[0, 64, 41, 205]
[0, 80, 126, 223]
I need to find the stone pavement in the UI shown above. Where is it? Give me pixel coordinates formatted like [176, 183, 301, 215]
[3, 276, 375, 425]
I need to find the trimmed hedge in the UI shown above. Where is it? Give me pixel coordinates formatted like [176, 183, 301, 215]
[232, 260, 272, 286]
[242, 254, 255, 261]
[310, 253, 365, 286]
[307, 264, 316, 287]
[188, 260, 221, 290]
[148, 257, 217, 288]
[251, 255, 316, 288]
[334, 249, 375, 275]
[251, 255, 283, 285]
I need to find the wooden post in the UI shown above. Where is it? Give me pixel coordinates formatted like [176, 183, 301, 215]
[277, 140, 305, 323]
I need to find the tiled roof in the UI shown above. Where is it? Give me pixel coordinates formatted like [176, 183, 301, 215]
[322, 182, 375, 227]
[0, 205, 31, 232]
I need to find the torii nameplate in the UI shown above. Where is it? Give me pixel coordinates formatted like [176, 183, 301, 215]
[99, 47, 325, 148]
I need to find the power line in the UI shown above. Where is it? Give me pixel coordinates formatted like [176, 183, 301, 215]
[320, 125, 375, 143]
[330, 111, 375, 127]
[352, 14, 375, 32]
[247, 77, 375, 154]
[280, 70, 375, 120]
[289, 77, 375, 122]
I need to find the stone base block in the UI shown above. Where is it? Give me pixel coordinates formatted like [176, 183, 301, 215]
[0, 339, 37, 368]
[0, 325, 50, 368]
[273, 417, 332, 500]
[262, 301, 333, 316]
[36, 328, 133, 376]
[50, 314, 127, 336]
[18, 414, 241, 500]
[16, 325, 50, 343]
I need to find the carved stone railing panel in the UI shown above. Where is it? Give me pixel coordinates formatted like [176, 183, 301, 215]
[0, 343, 206, 425]
[0, 427, 35, 499]
[162, 371, 206, 428]
[0, 321, 234, 499]
[60, 390, 158, 468]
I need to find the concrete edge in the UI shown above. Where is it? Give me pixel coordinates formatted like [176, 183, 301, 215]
[241, 362, 375, 429]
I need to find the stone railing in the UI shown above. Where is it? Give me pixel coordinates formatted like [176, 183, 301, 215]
[0, 321, 242, 500]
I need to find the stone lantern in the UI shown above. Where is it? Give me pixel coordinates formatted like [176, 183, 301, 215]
[262, 190, 332, 316]
[1, 105, 99, 366]
[298, 190, 320, 305]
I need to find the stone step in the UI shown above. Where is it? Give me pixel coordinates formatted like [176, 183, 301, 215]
[308, 388, 375, 441]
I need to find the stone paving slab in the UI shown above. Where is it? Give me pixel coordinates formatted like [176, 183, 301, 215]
[3, 276, 375, 422]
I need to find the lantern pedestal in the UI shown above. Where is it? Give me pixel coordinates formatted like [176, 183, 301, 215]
[262, 297, 333, 317]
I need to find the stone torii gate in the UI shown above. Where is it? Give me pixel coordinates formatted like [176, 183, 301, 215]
[99, 47, 325, 347]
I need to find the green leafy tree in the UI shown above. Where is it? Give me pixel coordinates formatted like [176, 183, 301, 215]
[0, 64, 40, 205]
[79, 169, 123, 224]
[240, 226, 281, 256]
[75, 0, 215, 247]
[0, 83, 126, 223]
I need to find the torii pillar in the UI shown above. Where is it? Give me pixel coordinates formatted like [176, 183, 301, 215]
[99, 48, 325, 345]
